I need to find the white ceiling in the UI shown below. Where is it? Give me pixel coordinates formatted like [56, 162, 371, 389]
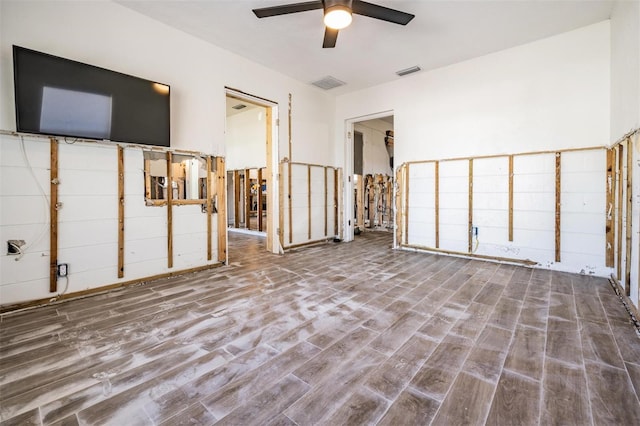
[118, 0, 614, 96]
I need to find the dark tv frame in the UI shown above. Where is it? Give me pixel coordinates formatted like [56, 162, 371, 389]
[13, 45, 171, 147]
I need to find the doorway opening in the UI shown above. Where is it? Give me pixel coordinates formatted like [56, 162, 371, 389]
[344, 111, 395, 243]
[224, 88, 280, 254]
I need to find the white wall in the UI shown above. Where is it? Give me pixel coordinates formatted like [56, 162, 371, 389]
[336, 21, 610, 165]
[337, 20, 611, 274]
[354, 119, 393, 176]
[610, 0, 640, 142]
[225, 107, 267, 170]
[0, 0, 335, 161]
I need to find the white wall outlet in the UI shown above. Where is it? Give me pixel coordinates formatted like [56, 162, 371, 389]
[57, 263, 69, 277]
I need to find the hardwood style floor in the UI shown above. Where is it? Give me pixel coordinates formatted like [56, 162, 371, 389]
[1, 231, 640, 425]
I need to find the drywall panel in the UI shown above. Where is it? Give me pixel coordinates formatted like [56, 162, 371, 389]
[560, 150, 607, 273]
[406, 162, 436, 247]
[310, 166, 326, 240]
[472, 157, 510, 257]
[438, 160, 469, 253]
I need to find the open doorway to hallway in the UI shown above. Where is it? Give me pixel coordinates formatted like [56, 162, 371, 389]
[224, 89, 279, 255]
[352, 115, 395, 237]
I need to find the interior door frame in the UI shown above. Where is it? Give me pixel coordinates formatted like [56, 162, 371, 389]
[225, 87, 280, 254]
[343, 109, 394, 243]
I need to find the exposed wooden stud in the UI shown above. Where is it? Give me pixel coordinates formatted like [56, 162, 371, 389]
[435, 161, 440, 248]
[265, 106, 273, 252]
[234, 170, 240, 228]
[117, 146, 125, 278]
[206, 156, 212, 261]
[278, 162, 285, 248]
[625, 137, 633, 295]
[403, 164, 409, 245]
[324, 167, 328, 237]
[334, 168, 339, 237]
[395, 166, 403, 246]
[49, 138, 59, 293]
[555, 152, 561, 263]
[617, 144, 624, 279]
[144, 159, 151, 201]
[508, 155, 514, 242]
[166, 151, 173, 268]
[605, 149, 615, 267]
[257, 168, 263, 232]
[356, 174, 363, 231]
[308, 165, 312, 240]
[288, 94, 292, 161]
[245, 168, 251, 230]
[288, 162, 293, 244]
[468, 159, 474, 253]
[216, 157, 227, 263]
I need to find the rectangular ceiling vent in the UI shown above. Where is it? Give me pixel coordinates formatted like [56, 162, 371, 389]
[232, 103, 247, 110]
[396, 66, 421, 77]
[311, 76, 346, 90]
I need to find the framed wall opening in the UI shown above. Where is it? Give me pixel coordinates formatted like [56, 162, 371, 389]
[344, 111, 395, 244]
[224, 88, 280, 254]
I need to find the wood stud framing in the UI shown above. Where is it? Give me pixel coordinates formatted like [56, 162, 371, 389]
[279, 162, 285, 248]
[605, 149, 615, 267]
[234, 170, 240, 228]
[244, 169, 251, 230]
[555, 152, 561, 263]
[216, 157, 227, 263]
[617, 144, 624, 279]
[118, 146, 125, 278]
[397, 145, 631, 268]
[257, 168, 263, 232]
[49, 138, 59, 293]
[324, 167, 328, 237]
[625, 138, 633, 295]
[166, 151, 173, 268]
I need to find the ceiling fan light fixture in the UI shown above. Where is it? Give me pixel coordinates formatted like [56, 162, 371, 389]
[324, 5, 352, 30]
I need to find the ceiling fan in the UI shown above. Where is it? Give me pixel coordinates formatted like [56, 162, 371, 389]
[252, 0, 415, 48]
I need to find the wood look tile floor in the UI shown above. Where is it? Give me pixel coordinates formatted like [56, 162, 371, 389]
[2, 231, 640, 425]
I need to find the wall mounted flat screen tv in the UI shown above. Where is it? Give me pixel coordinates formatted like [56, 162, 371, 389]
[13, 45, 170, 147]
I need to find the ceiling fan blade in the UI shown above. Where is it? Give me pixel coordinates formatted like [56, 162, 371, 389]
[253, 1, 323, 18]
[323, 27, 339, 48]
[352, 0, 415, 25]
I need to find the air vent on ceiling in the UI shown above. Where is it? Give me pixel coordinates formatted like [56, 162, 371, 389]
[396, 66, 421, 77]
[311, 76, 346, 90]
[232, 104, 247, 110]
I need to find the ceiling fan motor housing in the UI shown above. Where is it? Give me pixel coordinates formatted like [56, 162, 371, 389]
[324, 0, 353, 10]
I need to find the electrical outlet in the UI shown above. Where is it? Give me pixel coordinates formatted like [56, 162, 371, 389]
[57, 263, 69, 277]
